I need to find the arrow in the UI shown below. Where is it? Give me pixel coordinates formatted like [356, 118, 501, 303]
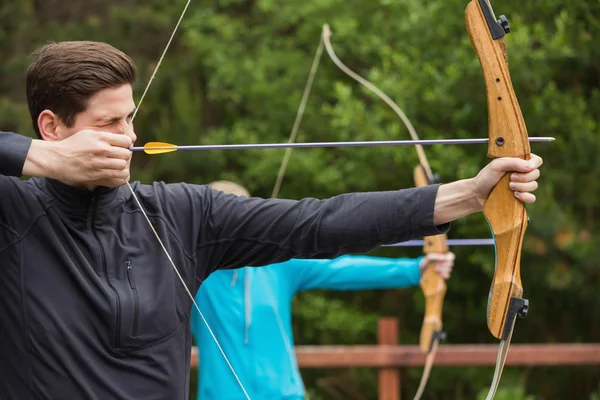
[132, 137, 555, 154]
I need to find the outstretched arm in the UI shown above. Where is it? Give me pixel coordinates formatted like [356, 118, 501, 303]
[186, 155, 541, 277]
[283, 255, 424, 293]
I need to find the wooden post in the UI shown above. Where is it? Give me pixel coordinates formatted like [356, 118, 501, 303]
[378, 317, 400, 400]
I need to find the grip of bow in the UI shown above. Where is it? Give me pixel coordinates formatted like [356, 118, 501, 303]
[414, 165, 449, 352]
[465, 0, 531, 339]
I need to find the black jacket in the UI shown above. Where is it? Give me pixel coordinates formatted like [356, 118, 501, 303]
[0, 131, 448, 399]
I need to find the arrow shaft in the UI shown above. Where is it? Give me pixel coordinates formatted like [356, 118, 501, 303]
[132, 137, 554, 152]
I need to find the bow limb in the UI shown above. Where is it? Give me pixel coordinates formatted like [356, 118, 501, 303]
[120, 1, 252, 398]
[465, 0, 530, 397]
[321, 25, 434, 181]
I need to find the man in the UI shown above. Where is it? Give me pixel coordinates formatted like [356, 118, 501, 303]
[0, 41, 542, 399]
[191, 181, 455, 400]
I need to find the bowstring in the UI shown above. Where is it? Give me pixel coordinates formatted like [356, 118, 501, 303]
[121, 0, 250, 398]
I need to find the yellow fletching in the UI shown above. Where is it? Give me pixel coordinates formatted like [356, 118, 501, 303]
[143, 142, 177, 154]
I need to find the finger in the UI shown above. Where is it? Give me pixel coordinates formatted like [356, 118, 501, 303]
[87, 168, 130, 181]
[102, 132, 134, 148]
[435, 262, 453, 271]
[435, 268, 451, 279]
[434, 264, 452, 275]
[94, 158, 130, 171]
[109, 168, 130, 180]
[509, 180, 538, 193]
[425, 253, 454, 261]
[425, 253, 446, 261]
[442, 263, 454, 272]
[106, 147, 133, 161]
[511, 168, 540, 183]
[439, 262, 454, 271]
[514, 191, 536, 204]
[95, 143, 132, 160]
[529, 154, 543, 167]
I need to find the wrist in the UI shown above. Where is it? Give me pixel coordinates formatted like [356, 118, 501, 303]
[418, 256, 426, 275]
[23, 139, 55, 178]
[433, 178, 481, 225]
[463, 177, 482, 212]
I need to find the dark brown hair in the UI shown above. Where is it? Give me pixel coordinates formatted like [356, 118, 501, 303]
[26, 41, 138, 138]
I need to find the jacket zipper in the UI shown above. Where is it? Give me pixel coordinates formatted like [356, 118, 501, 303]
[126, 260, 139, 337]
[89, 195, 122, 349]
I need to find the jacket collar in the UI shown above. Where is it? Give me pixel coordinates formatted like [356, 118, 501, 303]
[42, 178, 122, 213]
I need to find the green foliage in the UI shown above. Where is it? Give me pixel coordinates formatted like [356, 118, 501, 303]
[1, 0, 599, 398]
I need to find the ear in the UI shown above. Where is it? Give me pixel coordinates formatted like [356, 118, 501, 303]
[37, 110, 65, 141]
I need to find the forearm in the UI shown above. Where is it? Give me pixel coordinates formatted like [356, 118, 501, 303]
[0, 132, 33, 177]
[292, 255, 423, 292]
[433, 179, 481, 225]
[198, 184, 449, 272]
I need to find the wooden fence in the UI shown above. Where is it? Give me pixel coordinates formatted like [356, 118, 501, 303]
[190, 317, 600, 399]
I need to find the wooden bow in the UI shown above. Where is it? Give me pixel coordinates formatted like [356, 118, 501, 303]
[465, 0, 531, 397]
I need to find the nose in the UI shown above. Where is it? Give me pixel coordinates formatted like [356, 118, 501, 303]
[127, 125, 137, 144]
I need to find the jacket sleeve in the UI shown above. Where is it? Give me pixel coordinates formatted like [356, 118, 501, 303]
[0, 132, 32, 177]
[173, 183, 449, 279]
[282, 255, 423, 293]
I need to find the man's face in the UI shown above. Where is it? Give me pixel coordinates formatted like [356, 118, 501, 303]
[55, 84, 137, 188]
[66, 84, 137, 144]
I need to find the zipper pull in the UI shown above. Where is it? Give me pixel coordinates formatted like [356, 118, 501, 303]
[126, 260, 136, 289]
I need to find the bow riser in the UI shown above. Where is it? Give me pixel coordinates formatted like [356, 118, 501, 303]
[415, 165, 449, 352]
[465, 0, 531, 340]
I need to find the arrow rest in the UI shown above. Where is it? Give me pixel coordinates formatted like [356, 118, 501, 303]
[501, 297, 529, 340]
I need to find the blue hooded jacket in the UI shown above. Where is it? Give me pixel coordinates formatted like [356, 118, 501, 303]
[190, 255, 423, 399]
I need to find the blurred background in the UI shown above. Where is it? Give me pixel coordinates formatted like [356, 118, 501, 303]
[1, 0, 598, 398]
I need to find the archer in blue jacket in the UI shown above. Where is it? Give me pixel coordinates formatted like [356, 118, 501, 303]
[191, 181, 455, 400]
